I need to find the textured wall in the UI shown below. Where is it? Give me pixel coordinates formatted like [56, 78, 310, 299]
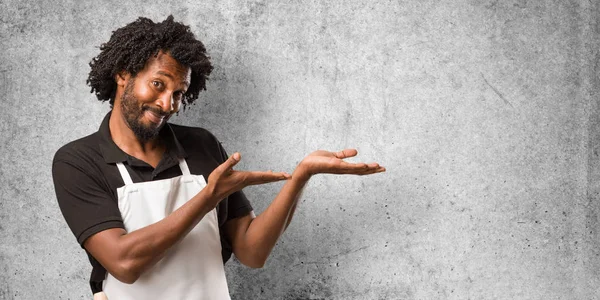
[1, 0, 599, 299]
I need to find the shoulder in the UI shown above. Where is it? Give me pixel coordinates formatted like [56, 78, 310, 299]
[53, 131, 103, 170]
[169, 123, 224, 154]
[169, 123, 220, 144]
[168, 123, 228, 162]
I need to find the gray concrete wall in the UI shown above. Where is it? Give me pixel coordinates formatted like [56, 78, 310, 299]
[1, 0, 598, 299]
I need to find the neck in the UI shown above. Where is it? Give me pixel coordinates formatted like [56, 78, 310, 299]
[109, 107, 165, 165]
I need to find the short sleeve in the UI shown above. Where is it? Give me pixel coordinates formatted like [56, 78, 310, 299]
[52, 159, 124, 247]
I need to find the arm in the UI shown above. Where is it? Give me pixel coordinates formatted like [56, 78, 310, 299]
[83, 153, 290, 284]
[84, 188, 214, 284]
[225, 149, 385, 268]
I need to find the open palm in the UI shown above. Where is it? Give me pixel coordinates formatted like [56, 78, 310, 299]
[296, 149, 385, 180]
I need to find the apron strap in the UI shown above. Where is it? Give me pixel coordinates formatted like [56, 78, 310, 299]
[116, 162, 134, 185]
[178, 159, 191, 176]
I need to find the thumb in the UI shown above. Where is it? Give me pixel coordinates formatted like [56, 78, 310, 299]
[220, 152, 241, 171]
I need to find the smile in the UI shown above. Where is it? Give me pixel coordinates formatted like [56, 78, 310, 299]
[144, 110, 165, 124]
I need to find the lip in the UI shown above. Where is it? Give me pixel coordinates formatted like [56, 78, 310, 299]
[145, 110, 165, 124]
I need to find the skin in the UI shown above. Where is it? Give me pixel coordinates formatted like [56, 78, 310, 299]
[84, 51, 386, 285]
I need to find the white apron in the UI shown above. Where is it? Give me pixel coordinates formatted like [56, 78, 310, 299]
[100, 159, 230, 300]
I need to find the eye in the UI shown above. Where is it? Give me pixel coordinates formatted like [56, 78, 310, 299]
[151, 80, 164, 90]
[173, 91, 185, 100]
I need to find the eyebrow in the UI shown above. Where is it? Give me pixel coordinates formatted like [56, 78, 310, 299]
[156, 71, 190, 87]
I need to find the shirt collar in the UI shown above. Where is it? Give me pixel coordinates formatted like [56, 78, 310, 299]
[98, 111, 187, 164]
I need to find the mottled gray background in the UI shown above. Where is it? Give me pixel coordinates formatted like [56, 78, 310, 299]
[1, 0, 599, 299]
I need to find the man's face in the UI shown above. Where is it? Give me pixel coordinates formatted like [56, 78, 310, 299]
[119, 52, 191, 142]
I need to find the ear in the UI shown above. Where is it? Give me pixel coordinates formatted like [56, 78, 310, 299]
[114, 71, 130, 87]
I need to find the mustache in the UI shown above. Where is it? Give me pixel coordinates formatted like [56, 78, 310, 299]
[142, 106, 170, 118]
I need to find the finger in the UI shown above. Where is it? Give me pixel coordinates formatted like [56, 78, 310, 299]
[357, 166, 386, 175]
[334, 149, 358, 159]
[217, 152, 241, 173]
[366, 162, 381, 169]
[338, 165, 386, 176]
[243, 171, 291, 185]
[333, 161, 384, 174]
[252, 173, 289, 184]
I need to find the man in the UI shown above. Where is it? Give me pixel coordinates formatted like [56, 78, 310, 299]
[52, 16, 385, 299]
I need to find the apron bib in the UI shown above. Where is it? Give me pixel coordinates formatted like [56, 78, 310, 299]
[101, 159, 230, 300]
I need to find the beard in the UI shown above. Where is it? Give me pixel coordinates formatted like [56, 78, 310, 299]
[120, 79, 168, 142]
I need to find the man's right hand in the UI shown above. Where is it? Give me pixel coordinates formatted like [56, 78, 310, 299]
[84, 152, 289, 284]
[205, 152, 291, 207]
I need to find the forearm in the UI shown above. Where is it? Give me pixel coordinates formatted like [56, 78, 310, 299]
[86, 188, 215, 283]
[235, 174, 309, 266]
[86, 152, 291, 282]
[229, 149, 384, 268]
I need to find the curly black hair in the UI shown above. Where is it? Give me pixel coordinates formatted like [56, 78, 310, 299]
[87, 15, 213, 108]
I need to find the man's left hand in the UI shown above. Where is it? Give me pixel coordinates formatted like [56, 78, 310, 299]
[293, 149, 385, 181]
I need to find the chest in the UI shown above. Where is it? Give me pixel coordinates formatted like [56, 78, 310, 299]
[98, 155, 221, 203]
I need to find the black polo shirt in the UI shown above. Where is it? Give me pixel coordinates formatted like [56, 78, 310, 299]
[52, 111, 252, 293]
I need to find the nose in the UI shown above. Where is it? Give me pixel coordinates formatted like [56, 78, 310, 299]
[156, 92, 175, 113]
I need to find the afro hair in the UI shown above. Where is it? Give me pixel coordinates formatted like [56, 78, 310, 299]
[86, 15, 213, 109]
